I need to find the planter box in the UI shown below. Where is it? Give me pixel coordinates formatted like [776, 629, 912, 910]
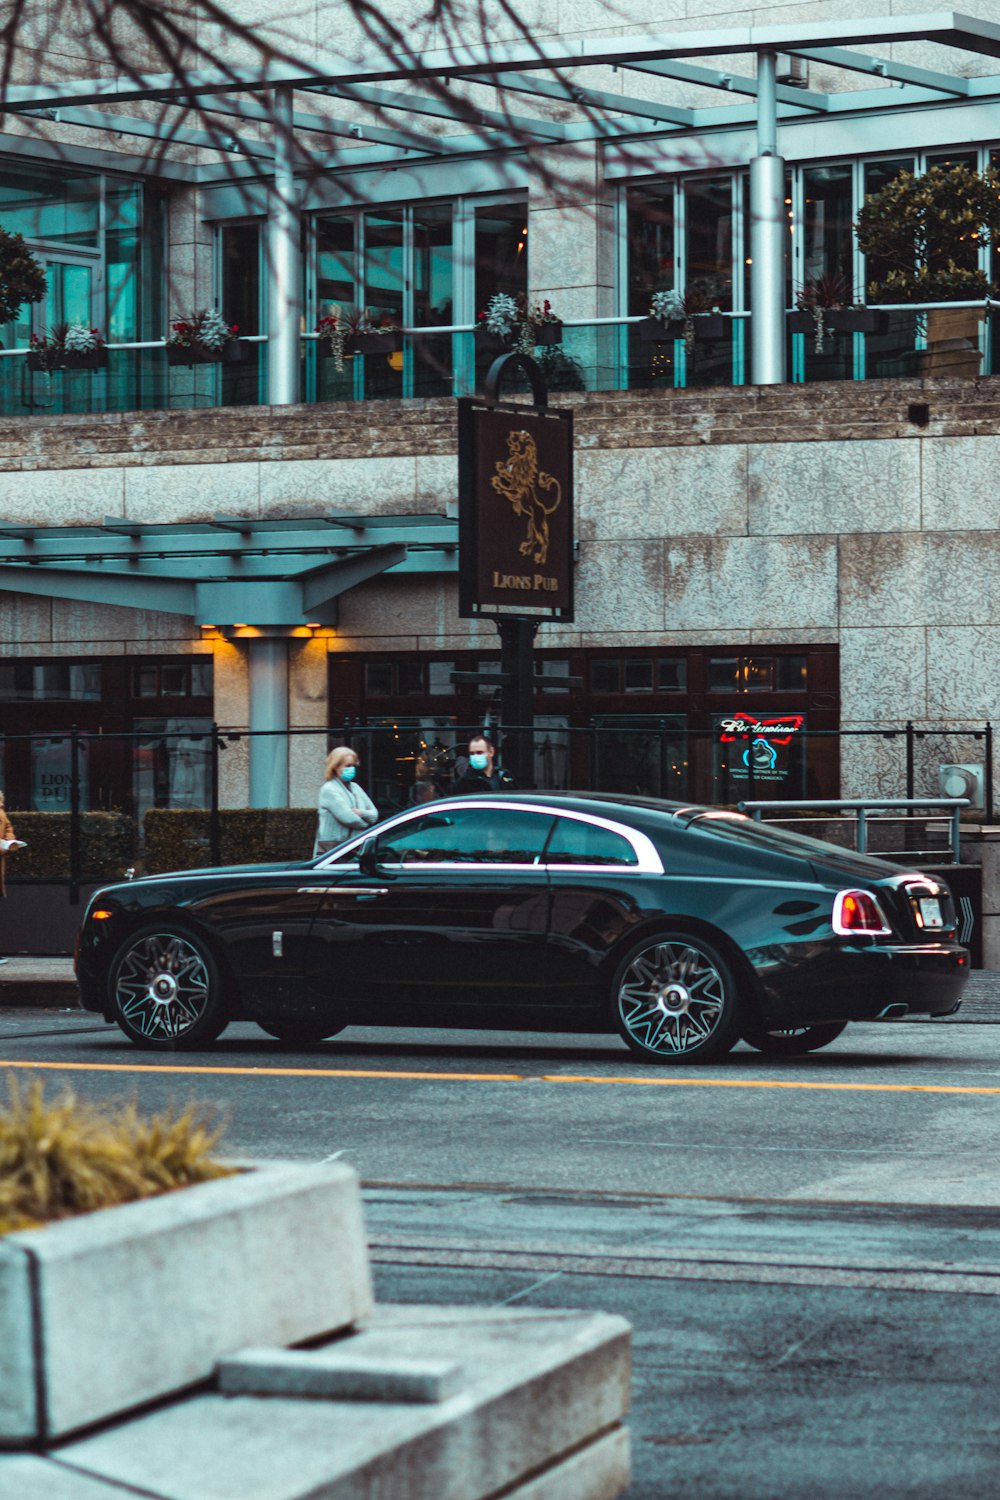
[165, 342, 246, 367]
[692, 312, 728, 340]
[26, 350, 56, 372]
[0, 1161, 372, 1445]
[533, 319, 563, 346]
[474, 329, 511, 354]
[346, 330, 402, 356]
[787, 310, 816, 336]
[826, 308, 890, 337]
[637, 315, 683, 343]
[60, 348, 109, 371]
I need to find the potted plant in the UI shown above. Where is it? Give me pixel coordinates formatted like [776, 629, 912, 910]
[475, 292, 520, 353]
[789, 272, 889, 349]
[346, 310, 403, 357]
[523, 298, 563, 347]
[27, 322, 108, 372]
[856, 163, 1000, 373]
[639, 288, 727, 351]
[166, 307, 242, 366]
[533, 344, 586, 391]
[316, 305, 351, 371]
[0, 227, 46, 328]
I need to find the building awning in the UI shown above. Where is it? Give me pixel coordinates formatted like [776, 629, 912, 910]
[7, 11, 1000, 184]
[0, 513, 458, 629]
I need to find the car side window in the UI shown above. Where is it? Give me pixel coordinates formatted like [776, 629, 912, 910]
[377, 808, 555, 865]
[543, 817, 639, 867]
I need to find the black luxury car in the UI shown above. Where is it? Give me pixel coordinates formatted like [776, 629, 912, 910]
[75, 793, 970, 1061]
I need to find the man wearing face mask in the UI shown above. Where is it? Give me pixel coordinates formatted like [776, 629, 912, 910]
[452, 735, 516, 795]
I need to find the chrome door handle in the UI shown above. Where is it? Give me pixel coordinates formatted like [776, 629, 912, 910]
[298, 887, 389, 897]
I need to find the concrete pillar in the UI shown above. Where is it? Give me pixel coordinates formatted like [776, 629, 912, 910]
[267, 87, 301, 406]
[248, 638, 289, 808]
[749, 51, 787, 386]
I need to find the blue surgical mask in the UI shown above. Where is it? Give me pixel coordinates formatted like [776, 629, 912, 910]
[341, 765, 357, 782]
[469, 753, 489, 771]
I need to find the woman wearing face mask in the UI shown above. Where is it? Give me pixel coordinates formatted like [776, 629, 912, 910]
[313, 747, 378, 856]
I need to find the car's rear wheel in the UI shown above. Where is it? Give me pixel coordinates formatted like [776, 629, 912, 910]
[613, 932, 741, 1063]
[257, 1020, 345, 1045]
[741, 1021, 847, 1056]
[109, 926, 228, 1051]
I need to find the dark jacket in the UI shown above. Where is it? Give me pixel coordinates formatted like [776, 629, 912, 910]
[452, 766, 516, 796]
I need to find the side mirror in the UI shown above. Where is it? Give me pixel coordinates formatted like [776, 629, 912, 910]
[358, 836, 379, 876]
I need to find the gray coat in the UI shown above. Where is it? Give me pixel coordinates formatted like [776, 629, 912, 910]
[313, 776, 378, 855]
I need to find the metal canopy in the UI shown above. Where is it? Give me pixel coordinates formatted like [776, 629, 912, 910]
[8, 11, 1000, 179]
[0, 513, 459, 628]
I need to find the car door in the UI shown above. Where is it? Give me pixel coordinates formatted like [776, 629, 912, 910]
[306, 803, 556, 1009]
[541, 811, 664, 1006]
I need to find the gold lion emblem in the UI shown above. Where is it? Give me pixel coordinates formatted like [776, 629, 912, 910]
[490, 429, 562, 566]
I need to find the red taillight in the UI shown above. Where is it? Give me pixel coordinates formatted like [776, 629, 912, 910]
[833, 889, 892, 936]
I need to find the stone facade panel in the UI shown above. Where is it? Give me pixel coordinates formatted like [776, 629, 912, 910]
[840, 533, 1000, 628]
[840, 627, 927, 721]
[260, 456, 421, 514]
[926, 626, 1000, 719]
[572, 540, 665, 631]
[0, 466, 124, 525]
[748, 439, 920, 536]
[664, 536, 837, 631]
[124, 461, 261, 523]
[920, 435, 1000, 531]
[577, 444, 748, 540]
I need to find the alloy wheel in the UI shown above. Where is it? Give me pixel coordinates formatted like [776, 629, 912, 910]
[616, 938, 734, 1059]
[113, 932, 212, 1043]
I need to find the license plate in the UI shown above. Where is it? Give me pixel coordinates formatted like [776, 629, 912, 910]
[919, 897, 944, 929]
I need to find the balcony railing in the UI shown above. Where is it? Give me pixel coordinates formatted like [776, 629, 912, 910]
[0, 304, 994, 417]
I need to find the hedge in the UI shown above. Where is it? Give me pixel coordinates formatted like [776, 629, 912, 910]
[4, 812, 138, 882]
[144, 808, 317, 873]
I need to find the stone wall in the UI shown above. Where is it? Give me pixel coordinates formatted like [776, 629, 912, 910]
[2, 373, 999, 836]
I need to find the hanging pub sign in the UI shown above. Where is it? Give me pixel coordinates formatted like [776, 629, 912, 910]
[718, 713, 805, 784]
[458, 357, 574, 621]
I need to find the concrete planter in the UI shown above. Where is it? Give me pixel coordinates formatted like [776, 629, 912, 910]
[0, 1161, 372, 1446]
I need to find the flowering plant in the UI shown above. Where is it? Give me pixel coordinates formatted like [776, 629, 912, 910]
[28, 322, 106, 370]
[316, 306, 401, 372]
[167, 308, 238, 351]
[649, 286, 722, 352]
[477, 293, 562, 353]
[477, 292, 520, 340]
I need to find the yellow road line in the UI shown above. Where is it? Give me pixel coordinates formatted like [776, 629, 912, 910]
[1, 1057, 1000, 1096]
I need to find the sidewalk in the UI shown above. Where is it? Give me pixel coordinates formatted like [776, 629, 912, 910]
[4, 956, 1000, 1020]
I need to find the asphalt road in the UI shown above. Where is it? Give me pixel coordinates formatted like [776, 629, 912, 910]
[4, 1011, 1000, 1497]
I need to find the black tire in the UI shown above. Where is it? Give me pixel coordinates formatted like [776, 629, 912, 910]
[109, 925, 229, 1051]
[612, 930, 742, 1063]
[741, 1021, 847, 1056]
[257, 1020, 345, 1045]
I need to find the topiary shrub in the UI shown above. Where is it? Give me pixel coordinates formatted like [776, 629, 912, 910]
[6, 812, 138, 882]
[856, 164, 1000, 303]
[144, 808, 318, 873]
[0, 1079, 232, 1235]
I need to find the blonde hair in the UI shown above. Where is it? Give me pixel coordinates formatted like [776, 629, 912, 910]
[324, 746, 359, 781]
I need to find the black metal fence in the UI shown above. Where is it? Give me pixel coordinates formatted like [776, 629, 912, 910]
[0, 719, 993, 891]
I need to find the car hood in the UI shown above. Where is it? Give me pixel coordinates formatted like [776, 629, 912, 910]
[95, 860, 305, 897]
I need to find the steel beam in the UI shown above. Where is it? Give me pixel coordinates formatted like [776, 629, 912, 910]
[789, 44, 970, 94]
[313, 79, 568, 140]
[622, 56, 829, 111]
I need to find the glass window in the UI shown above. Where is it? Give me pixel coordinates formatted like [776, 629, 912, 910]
[413, 204, 453, 327]
[31, 735, 89, 810]
[190, 659, 213, 697]
[221, 222, 261, 406]
[802, 164, 854, 296]
[776, 655, 808, 692]
[160, 665, 187, 696]
[132, 718, 212, 824]
[427, 660, 456, 695]
[544, 817, 638, 867]
[708, 657, 739, 692]
[365, 663, 393, 697]
[376, 806, 554, 864]
[474, 657, 501, 698]
[0, 663, 101, 701]
[317, 215, 355, 314]
[0, 163, 100, 247]
[684, 177, 733, 311]
[627, 186, 675, 315]
[658, 658, 687, 692]
[398, 662, 424, 695]
[743, 657, 774, 692]
[624, 659, 654, 692]
[537, 658, 570, 695]
[862, 160, 914, 294]
[591, 660, 619, 694]
[475, 203, 528, 310]
[134, 666, 158, 698]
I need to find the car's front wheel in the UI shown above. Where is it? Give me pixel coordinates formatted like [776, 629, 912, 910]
[613, 932, 741, 1063]
[741, 1021, 847, 1056]
[109, 927, 228, 1050]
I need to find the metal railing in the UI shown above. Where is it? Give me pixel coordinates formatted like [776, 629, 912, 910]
[738, 798, 972, 863]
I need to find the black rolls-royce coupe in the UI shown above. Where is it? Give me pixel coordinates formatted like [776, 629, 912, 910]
[75, 793, 970, 1061]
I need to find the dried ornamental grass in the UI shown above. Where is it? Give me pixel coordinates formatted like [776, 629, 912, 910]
[0, 1079, 233, 1235]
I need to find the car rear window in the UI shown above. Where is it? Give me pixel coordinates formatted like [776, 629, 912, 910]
[544, 817, 639, 867]
[689, 811, 849, 863]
